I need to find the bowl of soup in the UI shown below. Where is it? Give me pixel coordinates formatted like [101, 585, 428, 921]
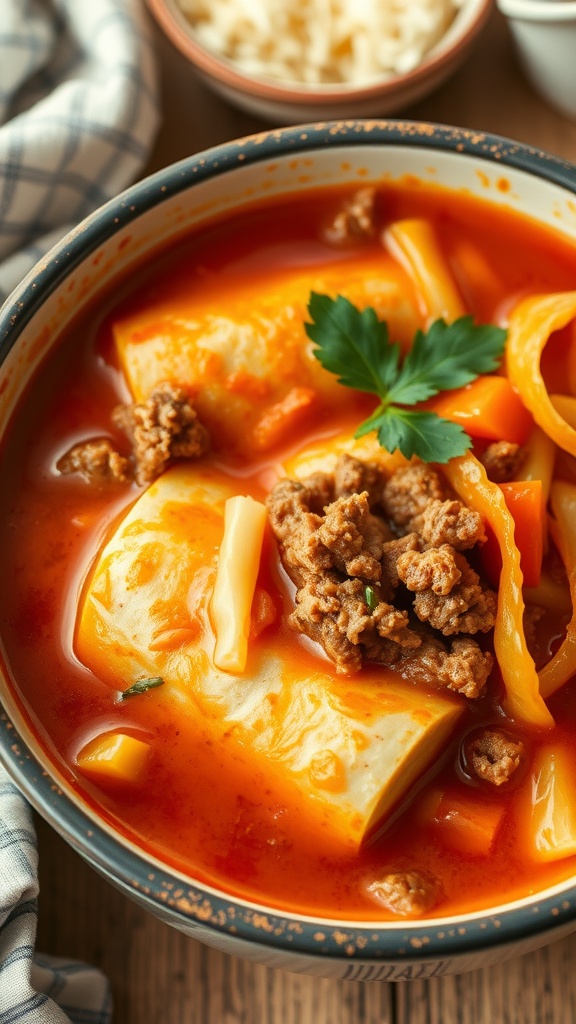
[2, 120, 576, 980]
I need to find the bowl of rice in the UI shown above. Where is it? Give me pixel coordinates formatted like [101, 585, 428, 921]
[147, 0, 493, 122]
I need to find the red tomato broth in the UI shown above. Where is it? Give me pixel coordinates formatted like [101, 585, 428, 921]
[2, 181, 576, 920]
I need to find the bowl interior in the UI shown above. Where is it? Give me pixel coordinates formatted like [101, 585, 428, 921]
[2, 122, 576, 973]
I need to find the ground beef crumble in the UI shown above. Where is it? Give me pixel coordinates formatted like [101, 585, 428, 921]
[58, 384, 209, 489]
[317, 492, 391, 582]
[480, 441, 524, 483]
[367, 870, 440, 917]
[266, 455, 496, 698]
[380, 533, 420, 597]
[409, 551, 497, 637]
[334, 453, 384, 504]
[266, 477, 332, 586]
[411, 498, 486, 551]
[57, 438, 132, 485]
[112, 382, 209, 486]
[465, 728, 525, 786]
[360, 630, 491, 700]
[380, 462, 447, 528]
[397, 544, 462, 597]
[324, 187, 377, 245]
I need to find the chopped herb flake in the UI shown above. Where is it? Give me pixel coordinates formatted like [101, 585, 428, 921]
[120, 676, 164, 699]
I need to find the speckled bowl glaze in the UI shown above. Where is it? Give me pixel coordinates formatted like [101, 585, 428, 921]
[2, 121, 576, 981]
[146, 0, 492, 123]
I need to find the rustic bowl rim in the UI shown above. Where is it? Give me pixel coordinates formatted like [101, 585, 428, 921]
[2, 119, 576, 964]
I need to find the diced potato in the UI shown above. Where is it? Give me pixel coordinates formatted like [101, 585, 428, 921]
[113, 257, 420, 456]
[529, 746, 576, 861]
[77, 732, 151, 784]
[76, 465, 463, 848]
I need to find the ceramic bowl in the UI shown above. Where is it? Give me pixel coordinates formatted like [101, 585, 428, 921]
[146, 0, 492, 123]
[2, 121, 576, 980]
[497, 0, 576, 121]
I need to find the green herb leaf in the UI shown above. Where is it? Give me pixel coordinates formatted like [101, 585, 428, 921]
[369, 408, 473, 464]
[307, 293, 507, 463]
[305, 292, 400, 395]
[388, 317, 507, 406]
[364, 586, 379, 612]
[120, 676, 164, 699]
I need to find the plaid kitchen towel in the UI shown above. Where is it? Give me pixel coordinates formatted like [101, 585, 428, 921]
[0, 771, 112, 1023]
[0, 0, 160, 304]
[0, 0, 160, 1019]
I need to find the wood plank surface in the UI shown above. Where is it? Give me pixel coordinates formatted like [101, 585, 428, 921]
[35, 7, 576, 1024]
[36, 816, 395, 1023]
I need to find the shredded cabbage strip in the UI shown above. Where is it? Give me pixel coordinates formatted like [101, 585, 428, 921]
[539, 481, 576, 699]
[506, 291, 576, 456]
[444, 453, 554, 729]
[505, 290, 576, 702]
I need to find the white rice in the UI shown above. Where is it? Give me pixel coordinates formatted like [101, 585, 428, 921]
[177, 0, 466, 86]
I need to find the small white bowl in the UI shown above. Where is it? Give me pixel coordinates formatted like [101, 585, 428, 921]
[147, 0, 492, 123]
[497, 0, 576, 120]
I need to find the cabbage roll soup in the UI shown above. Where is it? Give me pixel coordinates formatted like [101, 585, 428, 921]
[3, 180, 576, 922]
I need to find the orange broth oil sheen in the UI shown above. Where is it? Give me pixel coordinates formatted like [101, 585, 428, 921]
[2, 181, 576, 921]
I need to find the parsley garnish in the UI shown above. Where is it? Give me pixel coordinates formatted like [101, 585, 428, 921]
[305, 293, 507, 463]
[120, 676, 164, 699]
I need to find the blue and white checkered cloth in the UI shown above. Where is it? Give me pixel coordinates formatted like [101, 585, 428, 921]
[0, 0, 159, 304]
[0, 0, 160, 1020]
[0, 779, 112, 1024]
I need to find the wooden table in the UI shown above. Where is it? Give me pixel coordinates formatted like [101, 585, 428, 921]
[36, 8, 576, 1023]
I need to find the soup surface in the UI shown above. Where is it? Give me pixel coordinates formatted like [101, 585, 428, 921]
[2, 180, 576, 921]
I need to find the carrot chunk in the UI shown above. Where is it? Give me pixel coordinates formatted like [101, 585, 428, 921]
[251, 386, 317, 451]
[423, 790, 505, 856]
[481, 480, 543, 589]
[427, 375, 533, 446]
